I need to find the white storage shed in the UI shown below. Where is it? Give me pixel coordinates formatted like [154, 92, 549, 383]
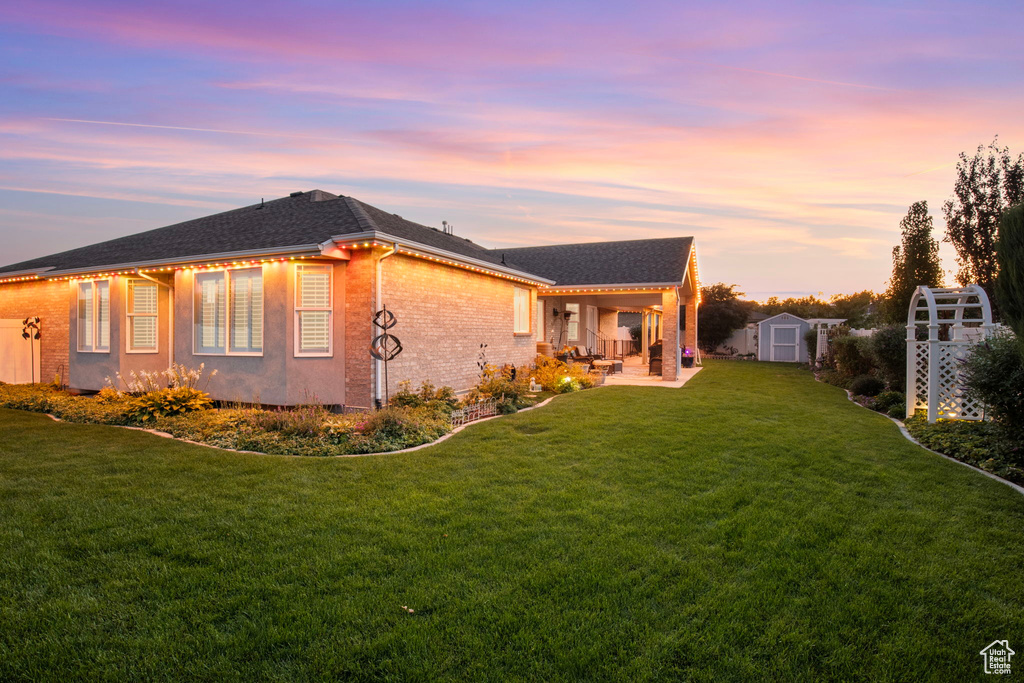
[757, 312, 812, 363]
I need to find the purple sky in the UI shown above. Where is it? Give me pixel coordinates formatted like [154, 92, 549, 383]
[1, 0, 1022, 298]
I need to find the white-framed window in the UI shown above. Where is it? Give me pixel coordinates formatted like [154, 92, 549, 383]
[126, 279, 158, 353]
[194, 267, 263, 355]
[77, 280, 110, 352]
[513, 286, 531, 334]
[535, 300, 545, 342]
[565, 303, 580, 342]
[295, 264, 332, 356]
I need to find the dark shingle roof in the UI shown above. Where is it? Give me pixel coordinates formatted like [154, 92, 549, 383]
[493, 237, 693, 286]
[0, 190, 509, 275]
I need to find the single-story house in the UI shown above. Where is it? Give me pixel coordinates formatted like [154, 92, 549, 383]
[0, 190, 700, 406]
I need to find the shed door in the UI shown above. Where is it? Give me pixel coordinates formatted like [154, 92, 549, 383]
[770, 325, 800, 362]
[0, 319, 41, 383]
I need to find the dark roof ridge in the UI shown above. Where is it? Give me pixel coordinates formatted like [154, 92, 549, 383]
[499, 236, 692, 251]
[342, 196, 377, 231]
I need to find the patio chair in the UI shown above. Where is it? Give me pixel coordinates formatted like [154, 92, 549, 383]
[572, 346, 604, 364]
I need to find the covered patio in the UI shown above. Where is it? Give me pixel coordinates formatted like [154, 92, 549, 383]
[535, 283, 698, 382]
[499, 236, 701, 383]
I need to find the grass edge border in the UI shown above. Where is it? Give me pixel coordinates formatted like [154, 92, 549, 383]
[814, 375, 1024, 498]
[39, 394, 562, 460]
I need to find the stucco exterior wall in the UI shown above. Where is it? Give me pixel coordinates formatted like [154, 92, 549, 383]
[379, 254, 537, 396]
[173, 260, 348, 406]
[69, 275, 172, 392]
[0, 279, 69, 385]
[598, 309, 618, 341]
[343, 251, 376, 409]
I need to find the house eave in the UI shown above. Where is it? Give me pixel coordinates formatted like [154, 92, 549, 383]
[540, 281, 684, 294]
[24, 244, 324, 279]
[328, 231, 556, 286]
[0, 266, 56, 284]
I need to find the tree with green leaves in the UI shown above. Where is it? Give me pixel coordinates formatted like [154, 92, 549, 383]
[996, 203, 1024, 347]
[942, 138, 1024, 314]
[697, 283, 751, 353]
[882, 201, 943, 323]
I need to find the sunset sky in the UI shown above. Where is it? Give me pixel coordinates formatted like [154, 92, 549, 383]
[1, 0, 1021, 298]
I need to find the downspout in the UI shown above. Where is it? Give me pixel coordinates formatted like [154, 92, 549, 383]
[374, 242, 397, 408]
[135, 271, 174, 368]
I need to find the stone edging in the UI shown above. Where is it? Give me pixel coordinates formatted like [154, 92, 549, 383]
[817, 376, 1024, 498]
[44, 394, 560, 460]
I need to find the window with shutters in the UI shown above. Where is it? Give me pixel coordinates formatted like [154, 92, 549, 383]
[77, 280, 110, 353]
[295, 264, 332, 356]
[513, 286, 530, 334]
[194, 268, 263, 355]
[127, 279, 159, 352]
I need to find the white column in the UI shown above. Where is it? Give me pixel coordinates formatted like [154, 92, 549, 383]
[905, 324, 916, 419]
[926, 323, 940, 423]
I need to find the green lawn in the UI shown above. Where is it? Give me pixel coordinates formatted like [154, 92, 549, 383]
[1, 361, 1022, 681]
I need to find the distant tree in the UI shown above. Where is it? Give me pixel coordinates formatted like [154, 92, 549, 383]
[827, 291, 880, 328]
[754, 291, 878, 327]
[996, 203, 1024, 346]
[697, 283, 750, 352]
[942, 138, 1024, 314]
[882, 201, 943, 323]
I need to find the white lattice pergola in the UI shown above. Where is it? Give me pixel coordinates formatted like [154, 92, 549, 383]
[906, 285, 995, 422]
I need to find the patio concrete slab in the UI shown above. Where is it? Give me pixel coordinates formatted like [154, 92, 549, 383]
[601, 365, 702, 388]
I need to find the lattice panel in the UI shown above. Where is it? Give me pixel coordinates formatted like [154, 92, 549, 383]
[912, 342, 929, 409]
[936, 342, 985, 420]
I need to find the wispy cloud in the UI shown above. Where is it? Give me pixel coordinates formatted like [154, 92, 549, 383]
[1, 0, 1022, 295]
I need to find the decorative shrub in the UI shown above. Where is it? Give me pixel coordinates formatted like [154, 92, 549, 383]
[849, 375, 885, 397]
[131, 387, 213, 422]
[868, 324, 906, 390]
[962, 330, 1024, 453]
[532, 355, 600, 394]
[246, 403, 330, 437]
[464, 364, 530, 410]
[873, 390, 905, 413]
[109, 362, 217, 394]
[390, 380, 458, 415]
[831, 334, 874, 378]
[348, 406, 451, 454]
[818, 369, 851, 389]
[803, 328, 818, 362]
[0, 383, 61, 412]
[887, 403, 906, 419]
[905, 414, 1023, 484]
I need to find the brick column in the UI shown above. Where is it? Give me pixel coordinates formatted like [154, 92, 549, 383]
[661, 288, 680, 381]
[685, 295, 698, 356]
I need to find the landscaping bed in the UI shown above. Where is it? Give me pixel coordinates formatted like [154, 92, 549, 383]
[0, 356, 592, 457]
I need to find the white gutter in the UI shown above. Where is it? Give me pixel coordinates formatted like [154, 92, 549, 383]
[374, 242, 397, 408]
[37, 245, 323, 278]
[328, 231, 555, 286]
[541, 282, 682, 292]
[0, 266, 55, 279]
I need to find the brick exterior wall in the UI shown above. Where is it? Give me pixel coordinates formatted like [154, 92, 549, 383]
[0, 280, 69, 384]
[661, 288, 679, 381]
[379, 254, 537, 397]
[344, 251, 377, 409]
